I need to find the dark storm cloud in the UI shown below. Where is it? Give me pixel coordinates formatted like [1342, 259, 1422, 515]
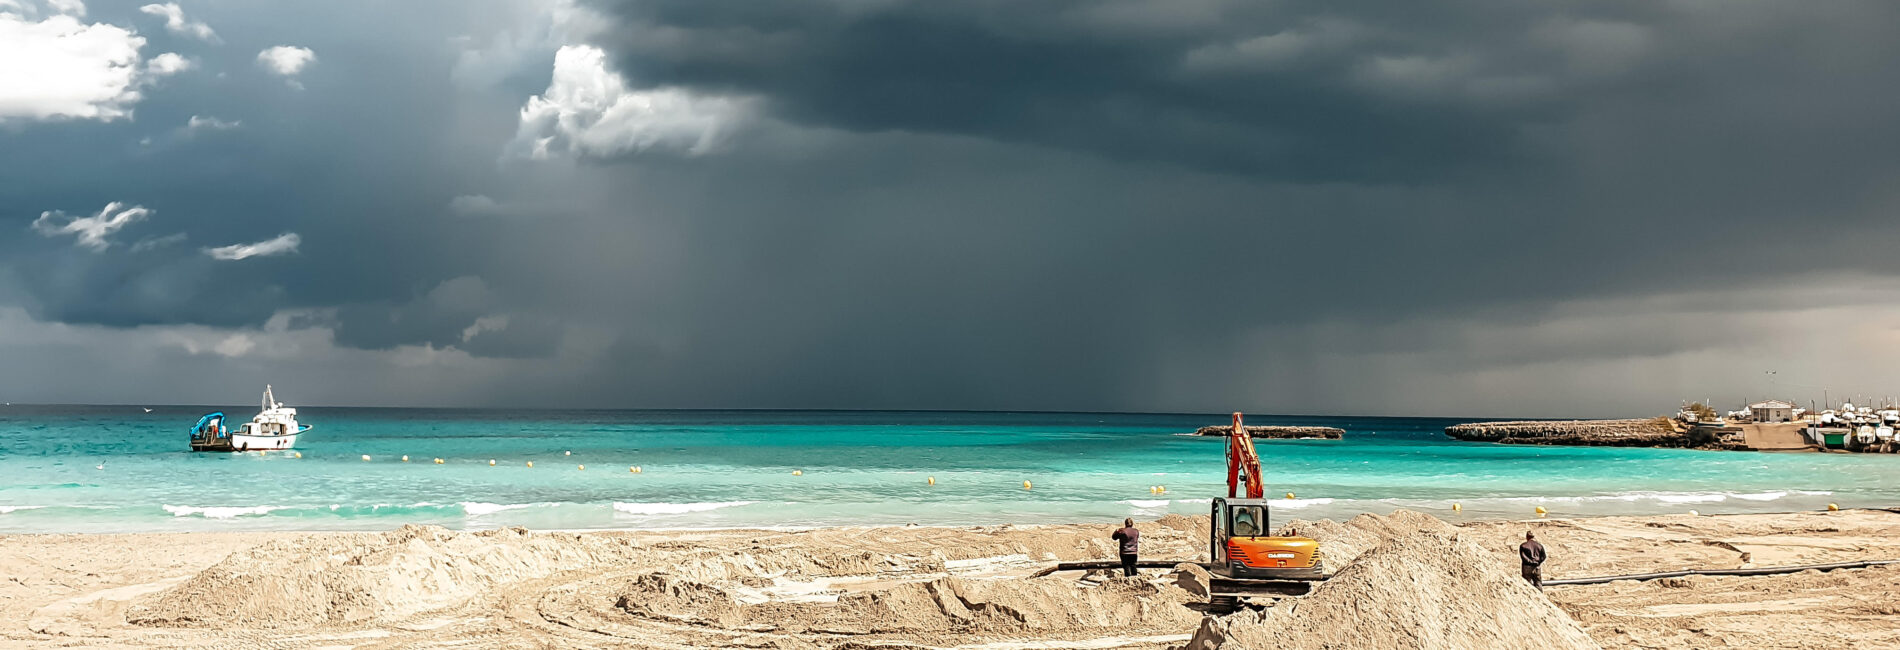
[579, 0, 1543, 181]
[328, 276, 565, 358]
[517, 0, 1900, 412]
[5, 0, 1900, 413]
[564, 0, 1900, 310]
[578, 0, 1899, 186]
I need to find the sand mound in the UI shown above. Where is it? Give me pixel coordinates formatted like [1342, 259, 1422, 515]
[128, 525, 640, 628]
[1187, 525, 1598, 650]
[1278, 509, 1456, 571]
[616, 572, 1199, 636]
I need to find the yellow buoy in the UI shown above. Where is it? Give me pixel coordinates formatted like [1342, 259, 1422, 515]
[1451, 503, 1461, 512]
[927, 476, 935, 485]
[793, 470, 803, 476]
[489, 459, 496, 466]
[1688, 509, 1700, 516]
[526, 461, 533, 468]
[577, 464, 585, 470]
[1023, 480, 1033, 490]
[1286, 492, 1296, 499]
[294, 452, 302, 459]
[630, 466, 638, 473]
[434, 457, 443, 464]
[631, 465, 640, 473]
[1828, 503, 1840, 511]
[401, 455, 409, 462]
[565, 451, 572, 456]
[1535, 506, 1548, 517]
[361, 455, 371, 462]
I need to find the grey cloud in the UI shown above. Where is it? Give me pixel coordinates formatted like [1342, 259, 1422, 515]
[328, 276, 564, 358]
[204, 232, 299, 260]
[448, 194, 501, 216]
[139, 3, 219, 43]
[30, 202, 151, 251]
[186, 115, 240, 132]
[129, 231, 188, 251]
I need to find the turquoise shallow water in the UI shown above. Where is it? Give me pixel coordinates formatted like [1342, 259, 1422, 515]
[2, 406, 1896, 533]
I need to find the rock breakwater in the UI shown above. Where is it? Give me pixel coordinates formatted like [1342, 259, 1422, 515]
[1193, 425, 1344, 440]
[1444, 419, 1735, 449]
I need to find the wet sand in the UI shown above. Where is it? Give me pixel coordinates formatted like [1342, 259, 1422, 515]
[3, 510, 1898, 649]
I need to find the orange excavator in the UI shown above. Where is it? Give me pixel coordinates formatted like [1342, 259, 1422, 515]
[1210, 412, 1325, 582]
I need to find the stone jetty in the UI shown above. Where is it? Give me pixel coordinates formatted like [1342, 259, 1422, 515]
[1443, 419, 1738, 449]
[1194, 425, 1344, 440]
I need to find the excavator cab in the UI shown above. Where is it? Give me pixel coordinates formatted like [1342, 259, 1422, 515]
[1210, 499, 1324, 580]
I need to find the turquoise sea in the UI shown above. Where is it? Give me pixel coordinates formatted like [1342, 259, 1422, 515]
[2, 406, 1895, 533]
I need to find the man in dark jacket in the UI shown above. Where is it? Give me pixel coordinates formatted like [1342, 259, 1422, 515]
[1519, 531, 1547, 589]
[1111, 518, 1140, 577]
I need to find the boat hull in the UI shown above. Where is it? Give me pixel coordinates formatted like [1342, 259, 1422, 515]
[192, 432, 300, 452]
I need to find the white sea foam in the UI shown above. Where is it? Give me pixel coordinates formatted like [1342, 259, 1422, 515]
[1119, 499, 1170, 509]
[612, 501, 757, 516]
[162, 505, 286, 518]
[1276, 498, 1334, 509]
[1654, 493, 1729, 504]
[1482, 490, 1822, 505]
[0, 505, 46, 514]
[459, 501, 556, 516]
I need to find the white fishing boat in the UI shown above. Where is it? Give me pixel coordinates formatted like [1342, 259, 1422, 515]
[189, 385, 311, 452]
[1855, 425, 1877, 446]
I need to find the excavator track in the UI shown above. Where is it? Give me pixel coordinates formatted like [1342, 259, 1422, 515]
[1206, 576, 1317, 613]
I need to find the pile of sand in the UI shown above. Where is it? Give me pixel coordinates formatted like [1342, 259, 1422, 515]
[126, 517, 1213, 644]
[1186, 523, 1599, 649]
[616, 572, 1200, 635]
[128, 525, 642, 628]
[1276, 509, 1457, 572]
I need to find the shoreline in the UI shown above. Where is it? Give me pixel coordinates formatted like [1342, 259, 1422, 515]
[4, 504, 1888, 539]
[0, 491, 1867, 536]
[2, 482, 1876, 535]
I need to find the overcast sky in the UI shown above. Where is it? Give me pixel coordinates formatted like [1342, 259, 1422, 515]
[4, 0, 1899, 417]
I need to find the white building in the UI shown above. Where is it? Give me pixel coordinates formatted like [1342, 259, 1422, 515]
[1749, 400, 1796, 423]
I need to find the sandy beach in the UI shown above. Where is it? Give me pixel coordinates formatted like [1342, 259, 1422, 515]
[4, 510, 1899, 649]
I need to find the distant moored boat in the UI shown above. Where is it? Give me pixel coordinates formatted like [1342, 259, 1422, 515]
[189, 385, 311, 452]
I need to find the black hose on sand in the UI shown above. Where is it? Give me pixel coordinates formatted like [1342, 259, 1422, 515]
[1545, 559, 1900, 586]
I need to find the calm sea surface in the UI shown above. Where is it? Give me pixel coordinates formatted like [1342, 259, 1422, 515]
[2, 406, 1894, 533]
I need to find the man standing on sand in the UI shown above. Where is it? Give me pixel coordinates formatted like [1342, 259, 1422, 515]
[1520, 531, 1546, 589]
[1111, 518, 1140, 577]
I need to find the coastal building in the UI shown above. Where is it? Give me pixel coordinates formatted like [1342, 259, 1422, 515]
[1749, 400, 1796, 423]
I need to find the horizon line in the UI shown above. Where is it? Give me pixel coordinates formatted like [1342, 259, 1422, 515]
[0, 403, 1623, 422]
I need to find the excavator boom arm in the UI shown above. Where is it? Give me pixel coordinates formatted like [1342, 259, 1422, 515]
[1227, 412, 1265, 499]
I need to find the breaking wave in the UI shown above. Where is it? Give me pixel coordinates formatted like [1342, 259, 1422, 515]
[459, 502, 560, 516]
[162, 505, 289, 519]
